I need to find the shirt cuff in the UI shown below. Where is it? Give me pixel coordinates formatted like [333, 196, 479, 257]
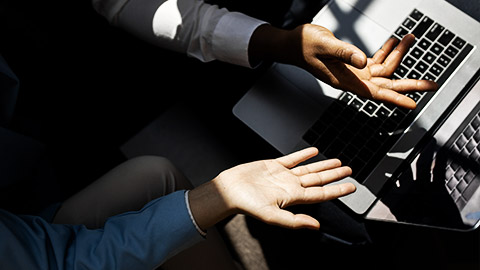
[211, 12, 268, 68]
[185, 190, 207, 237]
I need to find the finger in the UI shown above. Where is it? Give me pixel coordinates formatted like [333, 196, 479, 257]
[299, 166, 352, 187]
[371, 37, 399, 64]
[260, 208, 320, 230]
[370, 77, 438, 92]
[363, 81, 417, 109]
[291, 158, 342, 176]
[303, 182, 356, 202]
[276, 147, 319, 168]
[369, 34, 415, 76]
[319, 35, 368, 69]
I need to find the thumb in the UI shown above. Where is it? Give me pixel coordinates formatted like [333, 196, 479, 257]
[259, 208, 321, 230]
[323, 37, 367, 69]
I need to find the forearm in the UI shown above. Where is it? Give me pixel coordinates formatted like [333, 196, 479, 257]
[188, 178, 234, 231]
[0, 191, 203, 269]
[248, 24, 299, 66]
[93, 0, 266, 67]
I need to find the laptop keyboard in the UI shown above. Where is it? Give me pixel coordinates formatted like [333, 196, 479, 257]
[443, 103, 480, 211]
[302, 9, 473, 181]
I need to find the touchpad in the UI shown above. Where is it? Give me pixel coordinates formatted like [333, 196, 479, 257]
[312, 0, 391, 56]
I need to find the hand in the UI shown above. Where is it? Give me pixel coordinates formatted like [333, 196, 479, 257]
[249, 24, 438, 109]
[188, 148, 355, 230]
[296, 26, 437, 109]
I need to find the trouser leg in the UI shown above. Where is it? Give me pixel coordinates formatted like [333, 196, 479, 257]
[53, 155, 191, 228]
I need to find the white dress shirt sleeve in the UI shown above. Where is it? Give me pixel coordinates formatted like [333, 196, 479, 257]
[92, 0, 267, 67]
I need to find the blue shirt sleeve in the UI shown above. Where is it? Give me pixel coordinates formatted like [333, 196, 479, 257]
[0, 190, 204, 270]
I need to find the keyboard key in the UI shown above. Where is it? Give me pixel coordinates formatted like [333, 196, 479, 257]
[394, 65, 409, 78]
[356, 146, 373, 163]
[464, 171, 476, 183]
[402, 17, 416, 30]
[317, 132, 336, 150]
[418, 39, 432, 50]
[412, 49, 425, 61]
[348, 116, 364, 131]
[422, 73, 436, 81]
[464, 125, 475, 139]
[452, 37, 466, 49]
[461, 147, 471, 158]
[414, 61, 429, 73]
[422, 52, 436, 64]
[437, 55, 451, 67]
[445, 45, 459, 58]
[430, 64, 444, 76]
[314, 122, 330, 135]
[363, 101, 378, 115]
[455, 134, 468, 149]
[454, 166, 466, 181]
[324, 138, 345, 157]
[342, 144, 359, 159]
[457, 179, 468, 193]
[331, 99, 346, 112]
[472, 116, 480, 129]
[412, 16, 434, 37]
[338, 154, 353, 165]
[431, 43, 444, 55]
[349, 158, 367, 177]
[438, 30, 455, 46]
[390, 108, 407, 123]
[410, 9, 424, 21]
[450, 160, 460, 170]
[339, 107, 356, 123]
[340, 93, 354, 103]
[451, 188, 461, 202]
[445, 166, 455, 180]
[350, 99, 364, 110]
[406, 92, 422, 102]
[338, 127, 353, 142]
[382, 118, 398, 132]
[366, 116, 383, 129]
[446, 177, 457, 191]
[395, 26, 409, 38]
[466, 139, 476, 153]
[408, 70, 421, 79]
[376, 106, 391, 120]
[474, 130, 480, 143]
[403, 56, 417, 68]
[426, 23, 444, 41]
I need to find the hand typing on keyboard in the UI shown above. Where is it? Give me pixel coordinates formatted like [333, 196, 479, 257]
[250, 24, 438, 109]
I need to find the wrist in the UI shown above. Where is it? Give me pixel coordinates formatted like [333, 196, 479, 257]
[187, 178, 234, 231]
[248, 24, 297, 66]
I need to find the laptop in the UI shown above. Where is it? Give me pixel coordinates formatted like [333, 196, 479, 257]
[233, 0, 480, 230]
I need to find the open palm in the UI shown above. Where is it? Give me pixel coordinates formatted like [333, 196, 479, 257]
[296, 25, 437, 109]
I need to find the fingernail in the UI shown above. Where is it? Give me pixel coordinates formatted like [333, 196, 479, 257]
[351, 53, 366, 68]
